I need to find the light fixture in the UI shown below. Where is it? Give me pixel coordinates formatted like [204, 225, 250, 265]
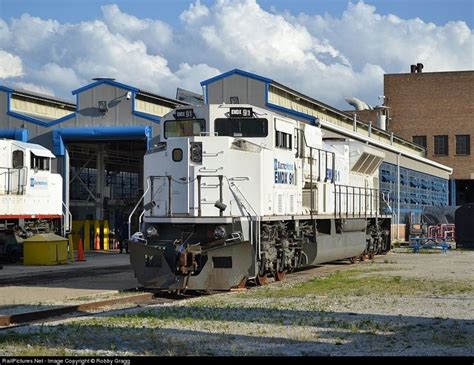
[98, 100, 108, 113]
[229, 96, 240, 104]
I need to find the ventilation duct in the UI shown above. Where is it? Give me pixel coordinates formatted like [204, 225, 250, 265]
[345, 97, 373, 111]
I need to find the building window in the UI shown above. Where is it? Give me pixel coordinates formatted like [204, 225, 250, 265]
[433, 135, 448, 156]
[456, 135, 470, 155]
[412, 135, 427, 149]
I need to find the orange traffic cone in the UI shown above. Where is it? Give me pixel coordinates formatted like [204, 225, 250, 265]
[77, 238, 86, 261]
[94, 234, 100, 251]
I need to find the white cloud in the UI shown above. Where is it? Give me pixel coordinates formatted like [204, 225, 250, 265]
[13, 82, 54, 96]
[180, 0, 210, 24]
[0, 1, 471, 108]
[175, 62, 220, 92]
[34, 63, 85, 95]
[0, 50, 23, 78]
[296, 1, 473, 74]
[179, 0, 473, 107]
[101, 4, 173, 53]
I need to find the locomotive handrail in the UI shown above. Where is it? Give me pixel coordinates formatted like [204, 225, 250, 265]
[0, 166, 27, 195]
[196, 175, 225, 217]
[128, 178, 151, 240]
[226, 177, 261, 262]
[61, 201, 72, 235]
[295, 127, 336, 185]
[334, 184, 380, 218]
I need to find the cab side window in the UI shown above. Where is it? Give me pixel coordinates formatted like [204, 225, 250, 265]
[12, 150, 24, 168]
[30, 153, 50, 171]
[275, 131, 292, 150]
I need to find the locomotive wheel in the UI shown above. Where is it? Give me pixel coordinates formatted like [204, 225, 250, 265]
[350, 256, 357, 264]
[360, 254, 367, 262]
[234, 276, 248, 289]
[274, 270, 286, 281]
[368, 252, 375, 260]
[256, 274, 268, 286]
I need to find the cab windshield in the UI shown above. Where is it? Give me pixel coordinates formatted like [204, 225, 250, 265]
[164, 119, 205, 138]
[214, 118, 268, 137]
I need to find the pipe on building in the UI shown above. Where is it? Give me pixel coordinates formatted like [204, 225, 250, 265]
[0, 128, 29, 142]
[397, 153, 401, 241]
[345, 97, 373, 111]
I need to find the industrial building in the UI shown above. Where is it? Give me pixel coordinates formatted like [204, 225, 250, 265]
[201, 69, 453, 232]
[0, 80, 189, 248]
[383, 69, 474, 206]
[345, 69, 474, 206]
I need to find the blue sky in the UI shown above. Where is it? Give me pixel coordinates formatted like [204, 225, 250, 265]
[0, 0, 472, 108]
[2, 0, 472, 27]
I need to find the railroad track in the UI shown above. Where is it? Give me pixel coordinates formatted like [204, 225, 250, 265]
[0, 291, 193, 330]
[0, 256, 379, 330]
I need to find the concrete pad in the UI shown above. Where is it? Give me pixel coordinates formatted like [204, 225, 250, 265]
[0, 251, 131, 281]
[0, 271, 140, 309]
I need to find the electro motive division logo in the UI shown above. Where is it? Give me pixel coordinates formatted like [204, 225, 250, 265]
[274, 158, 295, 184]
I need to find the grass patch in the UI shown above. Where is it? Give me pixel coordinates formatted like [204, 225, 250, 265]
[244, 269, 473, 299]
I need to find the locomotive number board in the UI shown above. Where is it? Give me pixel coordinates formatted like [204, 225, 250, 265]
[229, 107, 253, 118]
[175, 109, 194, 119]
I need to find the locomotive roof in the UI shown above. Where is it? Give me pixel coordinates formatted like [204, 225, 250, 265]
[10, 140, 56, 158]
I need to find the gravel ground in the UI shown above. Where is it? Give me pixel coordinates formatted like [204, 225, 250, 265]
[1, 249, 473, 356]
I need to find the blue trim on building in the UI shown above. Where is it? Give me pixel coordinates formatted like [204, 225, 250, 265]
[72, 79, 140, 95]
[266, 102, 318, 124]
[52, 126, 152, 156]
[7, 110, 75, 127]
[200, 69, 273, 87]
[0, 128, 29, 141]
[0, 86, 14, 93]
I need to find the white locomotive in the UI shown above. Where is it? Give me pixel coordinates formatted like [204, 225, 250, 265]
[0, 139, 63, 259]
[130, 104, 391, 290]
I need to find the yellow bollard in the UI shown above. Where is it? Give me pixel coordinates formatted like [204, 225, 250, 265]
[68, 234, 75, 262]
[103, 220, 109, 250]
[83, 220, 91, 251]
[94, 220, 101, 250]
[71, 220, 85, 249]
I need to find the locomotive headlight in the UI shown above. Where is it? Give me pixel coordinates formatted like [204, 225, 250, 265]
[190, 142, 202, 163]
[214, 225, 226, 239]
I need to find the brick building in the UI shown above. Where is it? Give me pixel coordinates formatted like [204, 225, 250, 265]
[383, 70, 474, 205]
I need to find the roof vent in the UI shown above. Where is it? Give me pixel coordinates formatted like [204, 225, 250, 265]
[92, 77, 116, 81]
